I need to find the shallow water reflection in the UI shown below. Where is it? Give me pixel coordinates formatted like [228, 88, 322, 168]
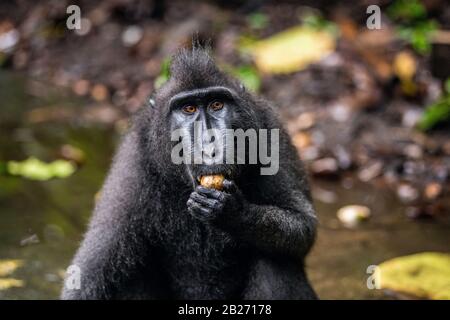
[0, 72, 448, 299]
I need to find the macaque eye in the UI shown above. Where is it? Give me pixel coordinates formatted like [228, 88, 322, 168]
[209, 101, 224, 111]
[182, 105, 197, 114]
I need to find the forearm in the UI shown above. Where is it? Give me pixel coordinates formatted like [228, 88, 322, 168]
[61, 214, 147, 299]
[222, 202, 317, 258]
[62, 226, 122, 299]
[189, 178, 317, 258]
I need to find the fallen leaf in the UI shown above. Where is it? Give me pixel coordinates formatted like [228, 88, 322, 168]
[7, 157, 76, 181]
[0, 278, 24, 290]
[376, 252, 450, 299]
[248, 25, 336, 74]
[0, 259, 23, 277]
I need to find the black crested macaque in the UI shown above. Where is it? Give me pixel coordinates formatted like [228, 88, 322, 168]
[62, 48, 318, 300]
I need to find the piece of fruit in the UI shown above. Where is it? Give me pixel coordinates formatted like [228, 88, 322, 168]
[199, 175, 224, 190]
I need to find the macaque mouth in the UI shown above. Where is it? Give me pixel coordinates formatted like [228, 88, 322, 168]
[190, 163, 236, 180]
[194, 171, 226, 185]
[195, 173, 224, 183]
[188, 164, 237, 189]
[197, 174, 225, 190]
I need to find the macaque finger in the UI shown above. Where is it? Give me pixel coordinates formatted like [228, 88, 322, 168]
[222, 179, 237, 193]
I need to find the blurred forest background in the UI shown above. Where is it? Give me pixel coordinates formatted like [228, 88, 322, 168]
[0, 0, 449, 299]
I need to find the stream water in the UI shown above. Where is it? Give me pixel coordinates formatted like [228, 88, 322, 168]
[0, 72, 448, 299]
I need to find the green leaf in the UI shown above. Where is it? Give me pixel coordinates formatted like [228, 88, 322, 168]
[396, 20, 437, 55]
[154, 57, 171, 89]
[388, 0, 426, 21]
[230, 65, 261, 92]
[418, 96, 450, 131]
[445, 78, 450, 94]
[247, 13, 269, 30]
[6, 157, 76, 181]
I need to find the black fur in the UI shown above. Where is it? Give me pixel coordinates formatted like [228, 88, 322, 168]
[61, 48, 318, 300]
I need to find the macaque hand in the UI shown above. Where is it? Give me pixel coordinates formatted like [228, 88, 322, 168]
[187, 179, 244, 222]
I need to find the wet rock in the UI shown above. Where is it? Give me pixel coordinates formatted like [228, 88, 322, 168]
[383, 169, 399, 184]
[300, 146, 320, 161]
[121, 25, 143, 47]
[405, 205, 439, 220]
[72, 79, 90, 96]
[433, 164, 448, 182]
[294, 112, 316, 131]
[310, 157, 339, 176]
[405, 206, 426, 219]
[292, 132, 312, 149]
[312, 187, 337, 204]
[358, 161, 383, 182]
[403, 144, 423, 159]
[0, 25, 19, 53]
[424, 182, 442, 200]
[90, 84, 109, 102]
[330, 103, 352, 122]
[333, 145, 352, 170]
[402, 161, 425, 178]
[397, 183, 419, 203]
[337, 205, 371, 228]
[402, 108, 423, 128]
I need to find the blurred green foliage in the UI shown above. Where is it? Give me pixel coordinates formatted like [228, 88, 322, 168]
[302, 14, 339, 37]
[228, 65, 261, 92]
[388, 0, 426, 20]
[388, 0, 438, 54]
[247, 12, 269, 30]
[396, 20, 438, 54]
[154, 57, 171, 89]
[419, 78, 450, 131]
[154, 56, 261, 93]
[5, 157, 76, 181]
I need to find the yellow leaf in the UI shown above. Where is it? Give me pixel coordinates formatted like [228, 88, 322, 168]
[376, 252, 450, 299]
[248, 26, 336, 74]
[0, 278, 24, 290]
[393, 51, 416, 81]
[393, 51, 417, 96]
[0, 259, 23, 277]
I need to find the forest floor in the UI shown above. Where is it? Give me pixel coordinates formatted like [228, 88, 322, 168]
[1, 0, 449, 222]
